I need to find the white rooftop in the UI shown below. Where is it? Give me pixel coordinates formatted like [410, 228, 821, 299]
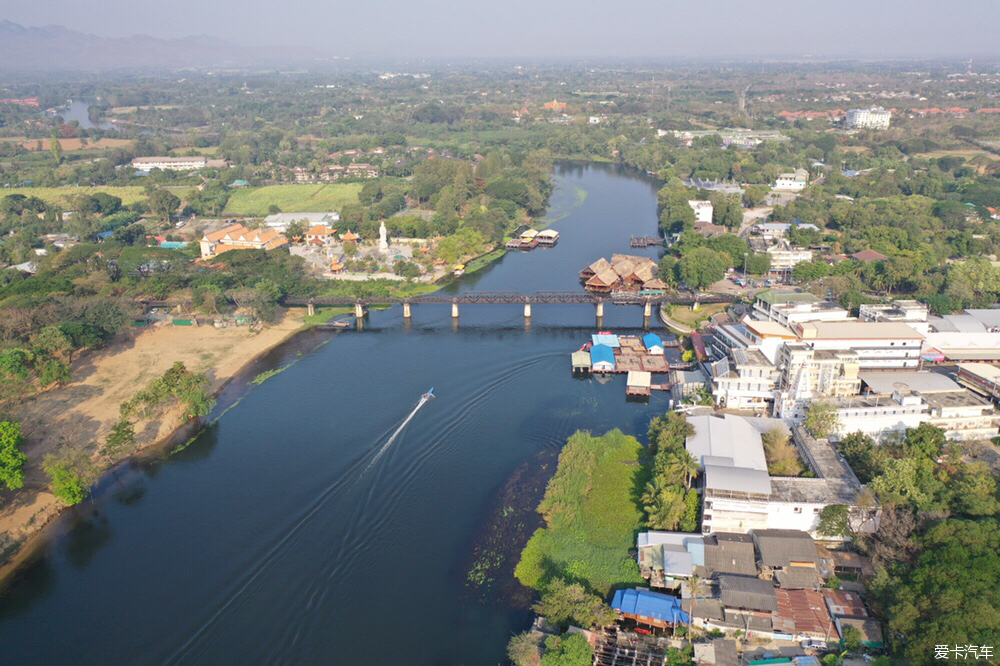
[859, 371, 961, 394]
[686, 414, 768, 472]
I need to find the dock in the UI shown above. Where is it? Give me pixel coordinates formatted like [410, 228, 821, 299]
[630, 236, 664, 248]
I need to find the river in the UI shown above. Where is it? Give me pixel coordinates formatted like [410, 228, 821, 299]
[0, 162, 672, 665]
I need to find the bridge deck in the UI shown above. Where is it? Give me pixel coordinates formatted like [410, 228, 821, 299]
[284, 291, 736, 307]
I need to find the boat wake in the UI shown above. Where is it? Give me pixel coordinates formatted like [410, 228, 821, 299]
[363, 388, 434, 473]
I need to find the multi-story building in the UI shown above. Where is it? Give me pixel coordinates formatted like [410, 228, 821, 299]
[791, 321, 923, 369]
[774, 169, 809, 191]
[859, 300, 929, 324]
[132, 156, 208, 171]
[766, 242, 813, 273]
[199, 223, 288, 259]
[846, 107, 891, 130]
[688, 200, 714, 224]
[773, 344, 862, 420]
[752, 290, 850, 328]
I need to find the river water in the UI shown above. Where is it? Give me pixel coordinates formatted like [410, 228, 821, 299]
[0, 162, 673, 665]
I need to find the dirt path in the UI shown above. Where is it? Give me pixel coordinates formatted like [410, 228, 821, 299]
[0, 309, 307, 551]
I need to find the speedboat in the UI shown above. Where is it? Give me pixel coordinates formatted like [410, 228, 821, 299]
[422, 387, 435, 400]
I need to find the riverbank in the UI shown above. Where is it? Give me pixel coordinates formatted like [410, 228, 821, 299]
[0, 308, 311, 582]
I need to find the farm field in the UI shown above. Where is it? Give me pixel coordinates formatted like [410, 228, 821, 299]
[223, 183, 363, 215]
[0, 186, 149, 207]
[0, 137, 134, 152]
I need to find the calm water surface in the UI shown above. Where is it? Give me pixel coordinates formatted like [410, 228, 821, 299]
[1, 162, 674, 665]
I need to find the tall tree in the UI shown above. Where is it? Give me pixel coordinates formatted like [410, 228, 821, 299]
[0, 421, 27, 491]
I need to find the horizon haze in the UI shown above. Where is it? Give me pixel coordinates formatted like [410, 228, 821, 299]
[4, 0, 1000, 62]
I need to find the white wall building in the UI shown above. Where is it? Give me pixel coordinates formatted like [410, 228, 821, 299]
[766, 243, 813, 273]
[753, 290, 850, 328]
[859, 300, 929, 324]
[132, 156, 208, 171]
[688, 200, 714, 224]
[792, 321, 924, 369]
[774, 168, 809, 191]
[263, 211, 342, 232]
[846, 107, 891, 130]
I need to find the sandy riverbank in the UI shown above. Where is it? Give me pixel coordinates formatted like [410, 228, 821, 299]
[0, 308, 309, 569]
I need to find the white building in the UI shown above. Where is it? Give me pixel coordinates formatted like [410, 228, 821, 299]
[791, 321, 924, 369]
[753, 290, 850, 328]
[131, 156, 208, 171]
[754, 222, 820, 240]
[688, 200, 714, 224]
[263, 211, 342, 232]
[773, 345, 862, 420]
[774, 169, 809, 191]
[846, 107, 891, 130]
[859, 300, 929, 324]
[766, 242, 813, 273]
[687, 415, 867, 537]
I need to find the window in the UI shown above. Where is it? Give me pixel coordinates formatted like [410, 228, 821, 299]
[705, 501, 713, 509]
[794, 507, 802, 514]
[814, 507, 821, 514]
[703, 514, 712, 522]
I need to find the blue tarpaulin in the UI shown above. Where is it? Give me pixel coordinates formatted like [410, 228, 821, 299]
[611, 588, 689, 625]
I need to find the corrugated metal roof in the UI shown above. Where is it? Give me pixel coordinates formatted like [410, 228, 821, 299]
[571, 351, 591, 367]
[591, 333, 620, 347]
[776, 566, 823, 590]
[704, 534, 758, 577]
[859, 370, 960, 394]
[627, 371, 652, 388]
[753, 530, 819, 568]
[643, 332, 663, 349]
[590, 344, 615, 366]
[718, 575, 777, 613]
[704, 465, 771, 495]
[687, 414, 768, 472]
[612, 588, 689, 625]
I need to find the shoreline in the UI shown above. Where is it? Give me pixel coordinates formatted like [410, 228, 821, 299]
[0, 309, 316, 589]
[0, 174, 571, 589]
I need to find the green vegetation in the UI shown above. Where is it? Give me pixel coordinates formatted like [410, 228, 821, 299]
[0, 421, 27, 491]
[250, 366, 290, 385]
[803, 401, 840, 439]
[42, 448, 97, 505]
[761, 427, 806, 476]
[643, 412, 700, 531]
[532, 578, 616, 630]
[541, 633, 592, 666]
[515, 429, 645, 594]
[223, 183, 363, 215]
[0, 186, 148, 208]
[120, 361, 215, 421]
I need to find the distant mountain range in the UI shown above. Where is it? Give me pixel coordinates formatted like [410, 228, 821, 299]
[0, 20, 319, 71]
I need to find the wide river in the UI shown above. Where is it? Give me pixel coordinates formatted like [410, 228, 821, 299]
[1, 162, 676, 664]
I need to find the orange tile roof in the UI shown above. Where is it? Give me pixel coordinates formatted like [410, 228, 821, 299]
[203, 223, 247, 242]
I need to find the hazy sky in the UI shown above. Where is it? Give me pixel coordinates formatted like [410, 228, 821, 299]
[7, 0, 1000, 59]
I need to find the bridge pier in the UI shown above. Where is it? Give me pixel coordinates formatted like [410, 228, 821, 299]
[402, 301, 411, 319]
[692, 299, 700, 312]
[596, 300, 604, 319]
[451, 300, 459, 319]
[354, 301, 365, 318]
[643, 300, 652, 329]
[523, 299, 532, 320]
[307, 301, 315, 317]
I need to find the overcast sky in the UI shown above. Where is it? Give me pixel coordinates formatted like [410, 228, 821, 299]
[7, 0, 1000, 59]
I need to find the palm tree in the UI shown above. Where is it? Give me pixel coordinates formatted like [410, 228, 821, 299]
[683, 574, 709, 640]
[666, 451, 701, 491]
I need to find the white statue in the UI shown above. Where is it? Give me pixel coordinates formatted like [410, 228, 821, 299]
[378, 221, 389, 254]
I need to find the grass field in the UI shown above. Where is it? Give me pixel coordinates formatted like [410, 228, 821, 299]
[0, 137, 134, 152]
[223, 184, 363, 216]
[0, 186, 149, 207]
[514, 429, 646, 595]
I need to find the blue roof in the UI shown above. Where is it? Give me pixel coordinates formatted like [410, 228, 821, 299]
[97, 231, 113, 239]
[159, 241, 188, 249]
[643, 333, 663, 349]
[612, 588, 689, 625]
[592, 333, 620, 347]
[590, 344, 615, 367]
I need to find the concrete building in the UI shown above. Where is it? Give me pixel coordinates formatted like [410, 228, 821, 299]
[199, 223, 288, 259]
[688, 200, 714, 224]
[774, 169, 809, 192]
[773, 345, 862, 420]
[846, 107, 891, 130]
[131, 156, 208, 171]
[766, 242, 813, 273]
[687, 416, 865, 537]
[859, 300, 929, 324]
[753, 291, 850, 328]
[754, 222, 819, 240]
[791, 321, 924, 369]
[821, 373, 998, 441]
[263, 212, 341, 232]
